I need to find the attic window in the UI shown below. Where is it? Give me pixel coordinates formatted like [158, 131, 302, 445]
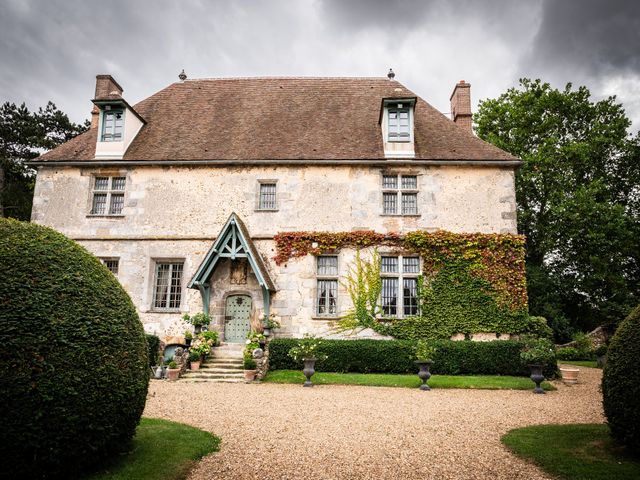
[387, 104, 411, 142]
[101, 108, 124, 142]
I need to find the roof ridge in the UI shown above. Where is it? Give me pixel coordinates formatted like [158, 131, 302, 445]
[180, 76, 395, 82]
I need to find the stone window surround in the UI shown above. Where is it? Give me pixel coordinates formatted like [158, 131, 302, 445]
[86, 170, 128, 218]
[380, 170, 421, 217]
[255, 179, 279, 211]
[149, 257, 186, 313]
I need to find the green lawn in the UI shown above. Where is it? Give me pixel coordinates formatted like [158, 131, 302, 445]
[559, 360, 600, 368]
[502, 424, 640, 480]
[263, 370, 555, 390]
[85, 418, 220, 480]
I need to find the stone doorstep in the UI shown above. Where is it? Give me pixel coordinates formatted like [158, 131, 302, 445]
[184, 372, 245, 379]
[180, 378, 245, 383]
[199, 365, 244, 371]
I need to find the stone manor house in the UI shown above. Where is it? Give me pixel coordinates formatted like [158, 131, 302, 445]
[30, 71, 520, 344]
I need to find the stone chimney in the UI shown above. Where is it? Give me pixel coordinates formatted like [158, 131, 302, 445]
[450, 80, 472, 133]
[91, 75, 124, 129]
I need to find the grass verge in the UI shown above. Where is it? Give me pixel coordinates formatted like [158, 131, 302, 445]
[85, 418, 220, 480]
[263, 370, 555, 390]
[502, 424, 640, 480]
[559, 360, 600, 368]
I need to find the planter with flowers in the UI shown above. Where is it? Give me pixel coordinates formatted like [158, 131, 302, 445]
[415, 340, 436, 391]
[288, 335, 328, 387]
[182, 312, 210, 334]
[520, 336, 556, 394]
[262, 314, 281, 337]
[184, 330, 193, 347]
[189, 350, 202, 370]
[166, 360, 180, 381]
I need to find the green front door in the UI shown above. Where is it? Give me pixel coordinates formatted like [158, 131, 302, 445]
[224, 295, 252, 343]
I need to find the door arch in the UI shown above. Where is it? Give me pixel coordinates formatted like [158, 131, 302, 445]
[224, 294, 252, 343]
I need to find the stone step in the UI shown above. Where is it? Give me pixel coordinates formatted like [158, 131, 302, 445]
[180, 378, 246, 383]
[183, 372, 245, 379]
[199, 364, 243, 371]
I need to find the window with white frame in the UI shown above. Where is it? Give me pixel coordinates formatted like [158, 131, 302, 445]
[387, 105, 411, 142]
[100, 257, 119, 276]
[316, 256, 338, 316]
[90, 176, 126, 215]
[380, 255, 420, 317]
[382, 174, 418, 215]
[257, 182, 277, 210]
[101, 109, 124, 142]
[153, 261, 184, 310]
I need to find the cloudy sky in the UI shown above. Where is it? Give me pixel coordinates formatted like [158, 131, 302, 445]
[1, 0, 639, 132]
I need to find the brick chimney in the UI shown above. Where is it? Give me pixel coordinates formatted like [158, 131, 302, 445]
[91, 75, 124, 129]
[450, 80, 472, 133]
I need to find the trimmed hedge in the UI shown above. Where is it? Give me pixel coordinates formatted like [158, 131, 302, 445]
[603, 304, 640, 453]
[146, 334, 161, 367]
[268, 338, 557, 377]
[0, 219, 149, 478]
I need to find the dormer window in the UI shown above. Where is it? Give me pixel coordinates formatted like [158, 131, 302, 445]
[101, 108, 124, 142]
[387, 104, 411, 142]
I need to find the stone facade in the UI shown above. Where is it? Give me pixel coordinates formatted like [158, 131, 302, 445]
[31, 163, 517, 342]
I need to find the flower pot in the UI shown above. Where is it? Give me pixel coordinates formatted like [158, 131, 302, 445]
[302, 357, 317, 387]
[528, 364, 545, 394]
[244, 369, 257, 382]
[166, 368, 180, 381]
[263, 328, 271, 337]
[559, 367, 579, 385]
[185, 337, 192, 347]
[194, 325, 202, 334]
[190, 360, 201, 371]
[415, 361, 433, 391]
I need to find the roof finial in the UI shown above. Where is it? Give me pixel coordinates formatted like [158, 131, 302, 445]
[178, 69, 187, 81]
[387, 68, 395, 80]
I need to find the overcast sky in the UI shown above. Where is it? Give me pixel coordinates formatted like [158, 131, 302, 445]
[1, 0, 639, 132]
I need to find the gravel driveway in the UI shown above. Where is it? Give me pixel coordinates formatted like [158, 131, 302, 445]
[144, 367, 604, 480]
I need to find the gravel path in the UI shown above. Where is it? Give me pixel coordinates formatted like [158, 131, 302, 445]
[144, 367, 604, 480]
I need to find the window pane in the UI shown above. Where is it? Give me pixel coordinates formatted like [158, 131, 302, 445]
[401, 193, 417, 215]
[109, 194, 124, 214]
[382, 175, 397, 189]
[383, 192, 397, 214]
[154, 264, 171, 308]
[259, 183, 277, 209]
[317, 279, 337, 316]
[381, 256, 398, 273]
[169, 263, 183, 309]
[317, 256, 338, 276]
[91, 193, 107, 214]
[401, 175, 417, 189]
[381, 277, 398, 316]
[94, 177, 109, 190]
[101, 258, 119, 276]
[111, 177, 126, 190]
[403, 278, 419, 316]
[402, 257, 420, 273]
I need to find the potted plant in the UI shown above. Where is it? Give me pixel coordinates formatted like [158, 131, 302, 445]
[166, 360, 180, 381]
[520, 337, 555, 394]
[595, 344, 608, 367]
[191, 333, 214, 360]
[263, 313, 281, 337]
[243, 355, 257, 382]
[182, 312, 210, 334]
[189, 350, 202, 370]
[415, 340, 436, 391]
[184, 330, 193, 347]
[288, 335, 327, 387]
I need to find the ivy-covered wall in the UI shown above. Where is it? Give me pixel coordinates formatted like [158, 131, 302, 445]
[274, 230, 529, 339]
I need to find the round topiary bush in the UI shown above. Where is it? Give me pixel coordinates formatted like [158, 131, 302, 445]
[602, 304, 640, 453]
[0, 219, 149, 478]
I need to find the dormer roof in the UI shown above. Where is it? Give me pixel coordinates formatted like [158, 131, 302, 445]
[36, 77, 517, 163]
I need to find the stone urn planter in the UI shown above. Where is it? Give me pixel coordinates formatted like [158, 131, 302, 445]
[528, 364, 546, 394]
[244, 369, 257, 382]
[166, 368, 180, 381]
[302, 357, 317, 387]
[415, 361, 433, 391]
[559, 367, 579, 385]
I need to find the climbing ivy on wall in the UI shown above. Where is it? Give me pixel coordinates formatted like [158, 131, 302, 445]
[274, 230, 529, 339]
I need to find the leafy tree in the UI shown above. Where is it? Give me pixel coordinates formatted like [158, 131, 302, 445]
[0, 102, 88, 220]
[475, 79, 640, 338]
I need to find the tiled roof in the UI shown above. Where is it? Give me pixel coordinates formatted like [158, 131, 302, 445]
[38, 77, 516, 162]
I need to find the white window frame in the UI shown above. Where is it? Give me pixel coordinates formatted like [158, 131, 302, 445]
[380, 255, 420, 318]
[387, 105, 412, 143]
[99, 257, 120, 277]
[256, 180, 278, 211]
[152, 260, 185, 311]
[315, 255, 338, 317]
[381, 173, 419, 216]
[100, 108, 125, 142]
[89, 175, 126, 216]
